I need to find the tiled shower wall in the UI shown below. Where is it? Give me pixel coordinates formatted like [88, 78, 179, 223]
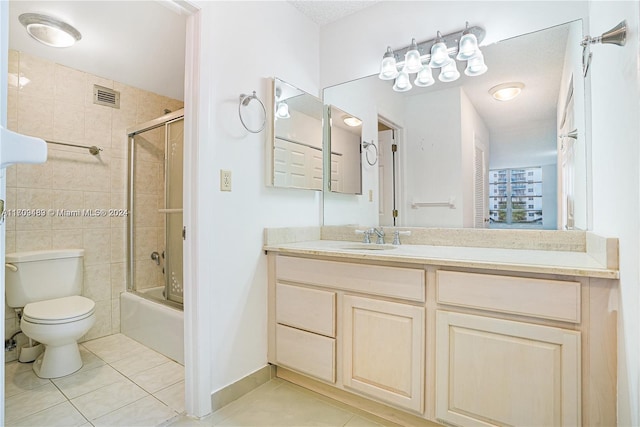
[4, 50, 183, 362]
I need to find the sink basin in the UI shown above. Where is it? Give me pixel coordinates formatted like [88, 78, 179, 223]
[340, 243, 397, 251]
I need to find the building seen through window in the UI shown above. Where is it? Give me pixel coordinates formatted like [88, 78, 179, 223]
[489, 167, 543, 228]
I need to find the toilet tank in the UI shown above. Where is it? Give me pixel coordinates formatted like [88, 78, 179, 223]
[5, 249, 84, 308]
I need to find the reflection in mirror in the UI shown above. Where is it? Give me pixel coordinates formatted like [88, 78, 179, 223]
[323, 20, 587, 230]
[268, 77, 324, 190]
[328, 105, 363, 195]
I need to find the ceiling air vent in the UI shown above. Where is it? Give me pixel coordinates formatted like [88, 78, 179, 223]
[93, 85, 120, 109]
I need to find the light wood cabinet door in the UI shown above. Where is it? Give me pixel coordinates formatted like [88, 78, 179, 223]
[435, 311, 581, 427]
[343, 295, 425, 413]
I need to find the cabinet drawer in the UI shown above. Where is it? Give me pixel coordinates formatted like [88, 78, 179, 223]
[276, 324, 335, 383]
[276, 283, 335, 337]
[436, 271, 581, 323]
[277, 256, 425, 302]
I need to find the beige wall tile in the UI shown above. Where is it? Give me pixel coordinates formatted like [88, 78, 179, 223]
[51, 190, 84, 230]
[136, 91, 165, 123]
[111, 157, 126, 193]
[84, 300, 111, 340]
[18, 52, 55, 100]
[134, 194, 161, 228]
[55, 64, 86, 106]
[83, 153, 111, 193]
[18, 94, 54, 139]
[111, 227, 126, 264]
[50, 149, 85, 191]
[83, 191, 111, 229]
[134, 159, 161, 195]
[52, 229, 83, 249]
[15, 188, 52, 231]
[5, 230, 16, 254]
[83, 229, 111, 266]
[7, 87, 17, 125]
[85, 105, 112, 148]
[16, 162, 53, 189]
[8, 49, 19, 83]
[113, 81, 140, 113]
[110, 192, 128, 228]
[134, 227, 159, 261]
[111, 263, 126, 299]
[6, 164, 17, 188]
[54, 102, 85, 143]
[16, 230, 52, 252]
[84, 264, 111, 302]
[5, 187, 17, 231]
[111, 298, 121, 334]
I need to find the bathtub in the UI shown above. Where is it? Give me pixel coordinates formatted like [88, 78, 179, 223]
[120, 291, 184, 364]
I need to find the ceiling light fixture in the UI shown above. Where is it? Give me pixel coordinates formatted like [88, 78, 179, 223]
[18, 13, 82, 48]
[489, 82, 525, 101]
[343, 116, 362, 127]
[275, 102, 290, 119]
[378, 22, 487, 93]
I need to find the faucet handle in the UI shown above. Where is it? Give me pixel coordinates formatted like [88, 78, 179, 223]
[392, 230, 411, 245]
[355, 229, 372, 244]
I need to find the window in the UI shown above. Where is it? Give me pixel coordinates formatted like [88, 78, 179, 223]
[489, 167, 543, 228]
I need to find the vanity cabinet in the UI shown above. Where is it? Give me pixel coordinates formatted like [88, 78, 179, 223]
[267, 249, 617, 427]
[435, 311, 580, 427]
[343, 295, 424, 413]
[434, 270, 589, 427]
[274, 283, 336, 383]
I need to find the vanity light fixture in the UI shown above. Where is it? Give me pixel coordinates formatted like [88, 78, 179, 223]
[18, 13, 81, 48]
[378, 22, 487, 93]
[489, 82, 525, 101]
[343, 116, 362, 127]
[275, 101, 290, 119]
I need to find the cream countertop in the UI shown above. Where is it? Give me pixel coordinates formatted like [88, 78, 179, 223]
[264, 239, 619, 279]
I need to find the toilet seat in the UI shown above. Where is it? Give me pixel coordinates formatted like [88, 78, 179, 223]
[23, 295, 95, 325]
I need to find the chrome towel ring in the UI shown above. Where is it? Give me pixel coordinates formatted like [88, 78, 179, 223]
[362, 140, 378, 166]
[238, 91, 266, 133]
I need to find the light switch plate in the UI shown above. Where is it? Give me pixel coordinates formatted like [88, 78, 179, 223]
[220, 170, 232, 191]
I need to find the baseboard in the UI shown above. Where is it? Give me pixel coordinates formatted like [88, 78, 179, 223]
[210, 364, 276, 411]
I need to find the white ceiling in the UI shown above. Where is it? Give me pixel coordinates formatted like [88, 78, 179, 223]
[8, 1, 187, 100]
[288, 1, 379, 26]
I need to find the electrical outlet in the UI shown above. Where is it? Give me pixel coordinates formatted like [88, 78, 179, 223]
[220, 170, 232, 191]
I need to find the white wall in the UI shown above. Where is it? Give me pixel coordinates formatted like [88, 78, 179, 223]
[194, 1, 321, 395]
[404, 87, 463, 227]
[588, 2, 640, 425]
[460, 88, 490, 227]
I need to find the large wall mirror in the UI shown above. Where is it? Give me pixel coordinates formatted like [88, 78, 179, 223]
[267, 77, 324, 190]
[323, 20, 587, 230]
[327, 105, 363, 195]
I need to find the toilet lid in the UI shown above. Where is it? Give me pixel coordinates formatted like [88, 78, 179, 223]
[23, 296, 95, 324]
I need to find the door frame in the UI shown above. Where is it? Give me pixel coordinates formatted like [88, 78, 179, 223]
[377, 115, 404, 226]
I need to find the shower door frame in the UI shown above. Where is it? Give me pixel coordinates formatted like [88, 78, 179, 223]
[126, 109, 185, 308]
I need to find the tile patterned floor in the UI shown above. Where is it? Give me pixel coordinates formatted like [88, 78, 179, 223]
[166, 379, 401, 427]
[5, 334, 184, 427]
[6, 334, 398, 426]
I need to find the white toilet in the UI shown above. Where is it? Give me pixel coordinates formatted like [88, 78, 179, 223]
[5, 249, 96, 378]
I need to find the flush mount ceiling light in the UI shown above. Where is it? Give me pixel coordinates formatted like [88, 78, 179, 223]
[489, 82, 525, 101]
[275, 102, 290, 119]
[378, 22, 487, 93]
[343, 116, 362, 127]
[18, 13, 82, 48]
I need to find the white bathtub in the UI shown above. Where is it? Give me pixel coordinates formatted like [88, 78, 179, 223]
[120, 291, 184, 364]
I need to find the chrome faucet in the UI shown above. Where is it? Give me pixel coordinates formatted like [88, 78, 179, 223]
[372, 227, 385, 244]
[355, 229, 372, 243]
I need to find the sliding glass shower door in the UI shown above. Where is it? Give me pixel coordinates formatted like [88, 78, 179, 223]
[127, 110, 184, 307]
